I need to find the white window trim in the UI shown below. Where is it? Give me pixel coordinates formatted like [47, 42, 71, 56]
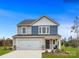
[26, 27, 32, 34]
[17, 27, 22, 34]
[46, 26, 50, 34]
[22, 27, 26, 34]
[38, 26, 41, 34]
[38, 26, 50, 34]
[18, 27, 32, 34]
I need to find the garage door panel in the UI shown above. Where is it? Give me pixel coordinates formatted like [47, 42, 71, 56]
[16, 38, 43, 50]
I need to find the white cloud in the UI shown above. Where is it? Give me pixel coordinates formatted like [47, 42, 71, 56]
[58, 23, 76, 39]
[58, 24, 71, 38]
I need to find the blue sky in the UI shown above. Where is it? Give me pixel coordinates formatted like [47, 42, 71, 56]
[0, 0, 79, 38]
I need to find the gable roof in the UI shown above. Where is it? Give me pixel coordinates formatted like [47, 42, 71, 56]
[31, 16, 59, 25]
[17, 16, 59, 27]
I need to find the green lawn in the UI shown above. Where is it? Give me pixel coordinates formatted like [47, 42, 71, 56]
[42, 47, 79, 58]
[0, 46, 13, 56]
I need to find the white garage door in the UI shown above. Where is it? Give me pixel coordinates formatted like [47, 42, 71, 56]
[16, 38, 43, 50]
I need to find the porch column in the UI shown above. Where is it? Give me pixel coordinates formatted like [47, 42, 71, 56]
[58, 38, 61, 49]
[50, 39, 52, 49]
[51, 39, 55, 49]
[52, 40, 54, 49]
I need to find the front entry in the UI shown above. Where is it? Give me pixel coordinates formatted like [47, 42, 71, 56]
[45, 40, 50, 49]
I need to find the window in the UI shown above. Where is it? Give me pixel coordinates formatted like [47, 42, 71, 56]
[22, 28, 26, 33]
[38, 27, 41, 34]
[17, 27, 21, 34]
[42, 27, 46, 34]
[26, 27, 31, 34]
[53, 40, 55, 44]
[47, 27, 50, 34]
[38, 26, 50, 34]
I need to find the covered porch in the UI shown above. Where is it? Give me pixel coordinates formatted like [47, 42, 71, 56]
[43, 35, 61, 50]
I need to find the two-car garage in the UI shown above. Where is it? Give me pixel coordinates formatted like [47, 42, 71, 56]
[14, 37, 44, 50]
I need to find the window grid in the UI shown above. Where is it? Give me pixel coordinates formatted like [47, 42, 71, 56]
[38, 26, 50, 34]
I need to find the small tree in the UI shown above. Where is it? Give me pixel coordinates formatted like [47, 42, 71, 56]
[6, 38, 13, 46]
[71, 16, 79, 48]
[2, 37, 6, 46]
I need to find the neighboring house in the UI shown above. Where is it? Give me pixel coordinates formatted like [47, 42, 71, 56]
[13, 16, 61, 50]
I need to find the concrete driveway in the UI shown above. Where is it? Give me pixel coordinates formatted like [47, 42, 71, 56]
[0, 50, 42, 58]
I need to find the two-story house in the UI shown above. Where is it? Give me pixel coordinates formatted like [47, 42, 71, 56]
[13, 16, 61, 50]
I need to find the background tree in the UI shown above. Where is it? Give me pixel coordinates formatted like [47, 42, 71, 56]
[71, 16, 79, 47]
[5, 38, 13, 46]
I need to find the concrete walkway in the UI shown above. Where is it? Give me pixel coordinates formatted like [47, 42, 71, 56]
[0, 50, 42, 58]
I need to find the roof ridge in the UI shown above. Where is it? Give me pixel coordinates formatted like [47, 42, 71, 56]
[17, 16, 59, 26]
[31, 16, 59, 25]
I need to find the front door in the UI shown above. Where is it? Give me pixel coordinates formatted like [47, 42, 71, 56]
[45, 40, 50, 49]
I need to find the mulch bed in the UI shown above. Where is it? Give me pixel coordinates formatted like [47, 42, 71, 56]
[43, 49, 70, 56]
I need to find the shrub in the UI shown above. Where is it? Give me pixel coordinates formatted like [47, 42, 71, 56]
[65, 51, 70, 54]
[61, 48, 65, 52]
[50, 50, 54, 53]
[8, 48, 12, 50]
[13, 45, 16, 50]
[2, 46, 13, 50]
[55, 49, 61, 53]
[44, 50, 49, 53]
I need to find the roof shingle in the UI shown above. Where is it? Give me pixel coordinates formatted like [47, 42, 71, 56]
[17, 19, 36, 26]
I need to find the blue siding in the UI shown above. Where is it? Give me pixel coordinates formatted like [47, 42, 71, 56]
[32, 26, 38, 35]
[32, 26, 58, 35]
[50, 26, 58, 35]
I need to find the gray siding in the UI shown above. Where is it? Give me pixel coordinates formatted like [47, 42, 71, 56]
[32, 26, 38, 35]
[50, 26, 58, 35]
